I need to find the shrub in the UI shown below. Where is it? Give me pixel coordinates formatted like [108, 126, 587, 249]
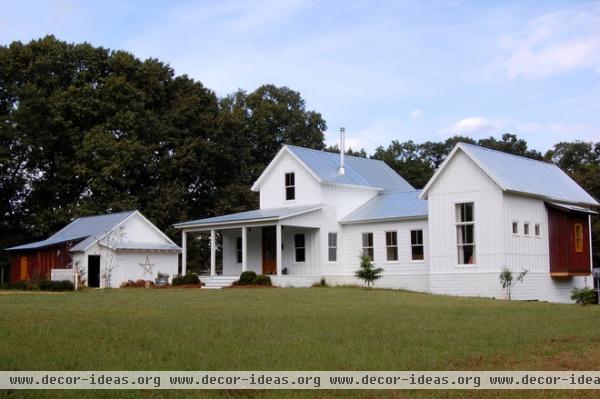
[3, 280, 38, 290]
[355, 255, 383, 288]
[253, 275, 272, 286]
[120, 279, 153, 288]
[172, 273, 200, 286]
[239, 271, 257, 286]
[499, 268, 528, 300]
[38, 280, 75, 291]
[571, 287, 598, 305]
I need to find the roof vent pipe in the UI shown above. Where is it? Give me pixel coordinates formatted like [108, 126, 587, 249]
[338, 127, 346, 176]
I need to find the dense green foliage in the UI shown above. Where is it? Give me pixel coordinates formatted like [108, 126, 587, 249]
[1, 288, 600, 398]
[571, 287, 598, 305]
[239, 271, 258, 285]
[37, 280, 75, 291]
[171, 273, 200, 286]
[253, 274, 272, 286]
[1, 36, 598, 279]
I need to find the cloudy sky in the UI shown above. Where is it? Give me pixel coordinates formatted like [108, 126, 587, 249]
[2, 0, 600, 152]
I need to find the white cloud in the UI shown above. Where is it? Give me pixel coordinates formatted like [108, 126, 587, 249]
[496, 4, 600, 79]
[440, 116, 496, 136]
[409, 109, 423, 119]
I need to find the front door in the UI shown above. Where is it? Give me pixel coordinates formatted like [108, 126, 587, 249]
[88, 255, 101, 288]
[20, 256, 28, 280]
[262, 226, 277, 275]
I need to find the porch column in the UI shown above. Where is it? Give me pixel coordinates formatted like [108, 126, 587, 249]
[276, 223, 282, 276]
[241, 226, 248, 272]
[210, 229, 216, 277]
[181, 230, 187, 275]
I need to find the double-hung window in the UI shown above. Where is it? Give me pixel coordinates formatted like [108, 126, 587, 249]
[362, 233, 374, 260]
[328, 233, 337, 262]
[456, 202, 475, 265]
[385, 231, 398, 261]
[410, 230, 424, 261]
[285, 173, 295, 201]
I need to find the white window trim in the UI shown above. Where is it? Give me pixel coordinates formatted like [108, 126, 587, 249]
[455, 202, 477, 267]
[409, 229, 425, 263]
[534, 223, 542, 239]
[385, 231, 399, 263]
[294, 233, 306, 263]
[511, 220, 520, 237]
[284, 171, 296, 202]
[327, 232, 338, 263]
[361, 232, 374, 261]
[523, 221, 531, 238]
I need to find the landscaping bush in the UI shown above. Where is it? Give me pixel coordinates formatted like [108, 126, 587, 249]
[571, 287, 598, 305]
[38, 280, 75, 291]
[239, 271, 257, 286]
[120, 279, 153, 288]
[172, 273, 200, 286]
[253, 275, 272, 286]
[3, 281, 38, 290]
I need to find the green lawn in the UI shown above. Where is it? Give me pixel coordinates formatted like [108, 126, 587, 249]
[1, 287, 599, 399]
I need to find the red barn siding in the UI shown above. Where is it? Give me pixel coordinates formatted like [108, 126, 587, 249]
[547, 205, 591, 277]
[10, 243, 73, 282]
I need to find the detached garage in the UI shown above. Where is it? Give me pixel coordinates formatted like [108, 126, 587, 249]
[5, 210, 181, 288]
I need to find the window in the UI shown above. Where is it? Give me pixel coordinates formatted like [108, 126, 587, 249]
[285, 172, 295, 201]
[385, 231, 398, 261]
[294, 233, 306, 262]
[328, 233, 337, 262]
[524, 223, 530, 236]
[362, 233, 374, 260]
[411, 230, 424, 261]
[456, 202, 475, 265]
[512, 221, 519, 235]
[535, 224, 541, 237]
[574, 223, 584, 253]
[236, 236, 242, 263]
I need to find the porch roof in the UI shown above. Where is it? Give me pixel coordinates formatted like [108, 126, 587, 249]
[173, 204, 323, 230]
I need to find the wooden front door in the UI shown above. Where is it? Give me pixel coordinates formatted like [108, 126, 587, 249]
[20, 256, 28, 280]
[262, 226, 277, 275]
[88, 255, 101, 288]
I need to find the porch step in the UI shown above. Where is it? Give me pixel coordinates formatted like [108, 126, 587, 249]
[201, 276, 238, 290]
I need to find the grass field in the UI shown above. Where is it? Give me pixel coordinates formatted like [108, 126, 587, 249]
[1, 287, 600, 399]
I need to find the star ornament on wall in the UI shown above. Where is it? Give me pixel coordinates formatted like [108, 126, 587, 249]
[139, 256, 155, 276]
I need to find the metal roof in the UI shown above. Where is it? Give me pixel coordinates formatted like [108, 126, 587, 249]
[173, 204, 322, 229]
[458, 143, 599, 206]
[5, 211, 136, 251]
[340, 190, 428, 224]
[546, 202, 598, 215]
[286, 145, 414, 191]
[104, 242, 182, 251]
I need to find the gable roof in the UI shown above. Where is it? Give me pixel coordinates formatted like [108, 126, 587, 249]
[6, 211, 137, 251]
[173, 204, 322, 229]
[252, 145, 414, 192]
[420, 143, 599, 206]
[6, 210, 180, 253]
[340, 190, 428, 224]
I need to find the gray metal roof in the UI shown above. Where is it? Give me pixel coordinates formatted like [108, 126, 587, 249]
[340, 190, 428, 224]
[287, 145, 414, 191]
[459, 143, 599, 206]
[6, 211, 136, 251]
[173, 204, 322, 229]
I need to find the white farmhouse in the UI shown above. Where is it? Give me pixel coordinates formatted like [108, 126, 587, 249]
[175, 140, 597, 302]
[7, 210, 180, 288]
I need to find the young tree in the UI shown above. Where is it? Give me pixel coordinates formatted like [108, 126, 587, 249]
[355, 254, 383, 288]
[499, 267, 528, 300]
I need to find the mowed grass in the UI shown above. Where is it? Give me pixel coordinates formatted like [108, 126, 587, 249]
[1, 287, 600, 399]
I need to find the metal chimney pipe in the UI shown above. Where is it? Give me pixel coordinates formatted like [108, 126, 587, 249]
[338, 127, 346, 176]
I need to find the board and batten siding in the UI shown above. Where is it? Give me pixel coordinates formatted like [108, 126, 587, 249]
[258, 151, 322, 209]
[331, 219, 429, 292]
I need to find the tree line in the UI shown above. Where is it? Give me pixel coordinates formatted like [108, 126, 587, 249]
[1, 36, 598, 274]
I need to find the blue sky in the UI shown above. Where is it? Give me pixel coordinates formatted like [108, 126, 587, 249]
[2, 0, 600, 153]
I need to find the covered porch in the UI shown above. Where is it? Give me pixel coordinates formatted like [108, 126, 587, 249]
[174, 205, 323, 280]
